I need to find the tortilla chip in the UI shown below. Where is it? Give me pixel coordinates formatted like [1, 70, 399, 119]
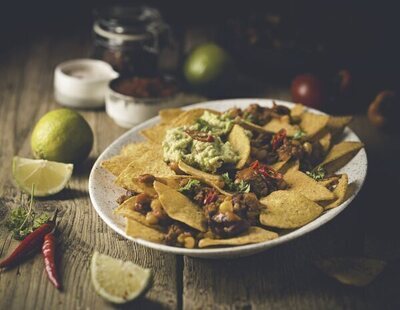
[228, 124, 251, 169]
[126, 219, 165, 243]
[171, 108, 219, 127]
[101, 142, 157, 176]
[322, 174, 349, 209]
[327, 116, 353, 138]
[198, 227, 278, 248]
[120, 142, 153, 156]
[318, 175, 340, 188]
[115, 196, 161, 229]
[315, 257, 386, 287]
[154, 181, 207, 232]
[101, 154, 135, 176]
[319, 141, 364, 173]
[159, 108, 184, 124]
[270, 160, 289, 172]
[284, 170, 336, 202]
[237, 119, 271, 134]
[115, 145, 175, 189]
[319, 132, 332, 153]
[260, 191, 323, 229]
[263, 118, 299, 136]
[281, 159, 300, 174]
[178, 160, 223, 187]
[290, 104, 306, 121]
[140, 123, 171, 144]
[300, 113, 330, 139]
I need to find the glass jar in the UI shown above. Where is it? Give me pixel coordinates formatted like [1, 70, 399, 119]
[92, 5, 171, 76]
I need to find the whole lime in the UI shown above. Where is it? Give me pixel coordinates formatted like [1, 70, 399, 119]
[31, 109, 93, 164]
[184, 43, 231, 87]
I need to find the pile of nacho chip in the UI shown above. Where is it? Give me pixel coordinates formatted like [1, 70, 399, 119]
[101, 103, 364, 249]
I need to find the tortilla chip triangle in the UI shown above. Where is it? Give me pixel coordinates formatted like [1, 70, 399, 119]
[263, 118, 299, 136]
[198, 227, 278, 248]
[126, 219, 165, 243]
[321, 174, 349, 209]
[260, 191, 323, 229]
[300, 112, 330, 139]
[159, 108, 184, 124]
[154, 181, 207, 232]
[115, 145, 175, 189]
[319, 141, 364, 173]
[228, 124, 251, 169]
[284, 170, 336, 202]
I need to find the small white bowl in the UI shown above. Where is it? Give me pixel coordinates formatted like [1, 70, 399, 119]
[105, 78, 182, 128]
[54, 59, 118, 109]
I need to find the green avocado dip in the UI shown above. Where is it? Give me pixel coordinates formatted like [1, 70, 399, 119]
[162, 112, 239, 173]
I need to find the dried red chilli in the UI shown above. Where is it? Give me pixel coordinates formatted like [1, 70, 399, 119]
[0, 223, 53, 268]
[250, 160, 283, 180]
[42, 232, 61, 290]
[184, 129, 215, 142]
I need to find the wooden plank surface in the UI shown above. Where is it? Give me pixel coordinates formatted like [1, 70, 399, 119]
[0, 33, 180, 310]
[1, 30, 400, 310]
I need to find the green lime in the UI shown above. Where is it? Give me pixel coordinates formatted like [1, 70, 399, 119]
[12, 156, 73, 197]
[31, 109, 93, 164]
[91, 251, 152, 304]
[184, 43, 231, 87]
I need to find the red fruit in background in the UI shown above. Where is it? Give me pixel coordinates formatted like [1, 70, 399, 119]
[291, 73, 326, 108]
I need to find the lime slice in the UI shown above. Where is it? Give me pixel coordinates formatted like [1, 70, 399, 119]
[91, 251, 152, 304]
[12, 156, 73, 197]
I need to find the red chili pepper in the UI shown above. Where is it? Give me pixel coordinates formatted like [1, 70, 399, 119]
[0, 209, 58, 269]
[204, 190, 218, 205]
[0, 223, 53, 268]
[42, 232, 61, 290]
[271, 129, 287, 150]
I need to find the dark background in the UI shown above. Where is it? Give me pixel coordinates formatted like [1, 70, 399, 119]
[0, 0, 400, 111]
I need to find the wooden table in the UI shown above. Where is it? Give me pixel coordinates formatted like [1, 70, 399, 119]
[1, 31, 400, 310]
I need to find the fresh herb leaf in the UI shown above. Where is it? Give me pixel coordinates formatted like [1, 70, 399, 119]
[306, 166, 326, 181]
[178, 179, 201, 196]
[5, 187, 50, 240]
[195, 118, 213, 132]
[293, 130, 307, 140]
[222, 173, 251, 193]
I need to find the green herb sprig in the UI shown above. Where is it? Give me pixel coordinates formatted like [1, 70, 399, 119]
[306, 166, 326, 181]
[222, 173, 251, 193]
[6, 185, 50, 240]
[293, 130, 307, 140]
[178, 179, 201, 197]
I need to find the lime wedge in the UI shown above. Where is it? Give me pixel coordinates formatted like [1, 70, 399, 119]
[12, 156, 73, 197]
[91, 251, 152, 304]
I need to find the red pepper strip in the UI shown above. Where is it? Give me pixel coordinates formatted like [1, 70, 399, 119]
[42, 232, 61, 290]
[0, 223, 53, 268]
[271, 129, 287, 150]
[204, 190, 219, 205]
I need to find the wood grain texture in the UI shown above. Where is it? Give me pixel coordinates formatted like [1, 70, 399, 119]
[0, 33, 179, 310]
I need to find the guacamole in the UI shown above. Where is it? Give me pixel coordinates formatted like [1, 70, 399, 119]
[163, 116, 239, 173]
[194, 111, 234, 136]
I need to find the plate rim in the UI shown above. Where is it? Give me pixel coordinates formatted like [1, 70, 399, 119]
[89, 98, 368, 258]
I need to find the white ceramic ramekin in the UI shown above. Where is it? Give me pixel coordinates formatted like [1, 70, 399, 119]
[105, 83, 184, 128]
[54, 59, 118, 109]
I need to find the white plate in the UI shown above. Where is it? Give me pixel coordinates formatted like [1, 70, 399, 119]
[89, 99, 367, 259]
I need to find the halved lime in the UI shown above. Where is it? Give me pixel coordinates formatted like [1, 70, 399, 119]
[91, 251, 152, 304]
[12, 156, 73, 197]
